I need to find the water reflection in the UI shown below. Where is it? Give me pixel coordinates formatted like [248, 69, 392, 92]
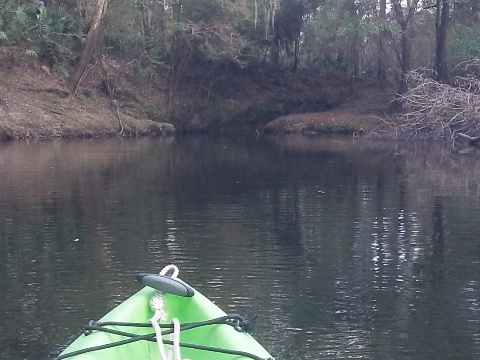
[0, 136, 480, 359]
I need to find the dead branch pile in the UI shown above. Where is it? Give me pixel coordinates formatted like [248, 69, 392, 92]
[393, 69, 480, 142]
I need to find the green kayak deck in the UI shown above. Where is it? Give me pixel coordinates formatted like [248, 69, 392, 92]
[57, 275, 273, 360]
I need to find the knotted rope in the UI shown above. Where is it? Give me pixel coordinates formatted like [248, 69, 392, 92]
[149, 264, 188, 360]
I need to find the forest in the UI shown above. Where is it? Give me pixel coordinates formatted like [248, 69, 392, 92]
[0, 0, 479, 138]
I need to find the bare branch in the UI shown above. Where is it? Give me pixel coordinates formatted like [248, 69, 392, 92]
[377, 59, 480, 142]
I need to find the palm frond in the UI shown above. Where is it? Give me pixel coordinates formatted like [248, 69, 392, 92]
[54, 64, 69, 77]
[24, 49, 38, 58]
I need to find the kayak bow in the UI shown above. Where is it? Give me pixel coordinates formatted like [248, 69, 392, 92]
[56, 265, 273, 360]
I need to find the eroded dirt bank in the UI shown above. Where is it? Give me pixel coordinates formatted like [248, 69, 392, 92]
[0, 61, 174, 140]
[0, 55, 393, 140]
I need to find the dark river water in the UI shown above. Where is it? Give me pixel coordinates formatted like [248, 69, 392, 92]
[1, 135, 480, 360]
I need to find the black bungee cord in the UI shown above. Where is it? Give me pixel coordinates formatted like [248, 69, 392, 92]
[54, 315, 273, 360]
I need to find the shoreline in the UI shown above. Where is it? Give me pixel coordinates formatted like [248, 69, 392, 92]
[0, 60, 392, 141]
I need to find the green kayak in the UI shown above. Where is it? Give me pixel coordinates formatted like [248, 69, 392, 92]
[56, 265, 273, 360]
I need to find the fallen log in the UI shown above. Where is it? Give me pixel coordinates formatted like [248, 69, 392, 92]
[458, 132, 480, 146]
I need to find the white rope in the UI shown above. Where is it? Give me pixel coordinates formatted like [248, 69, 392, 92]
[149, 292, 168, 360]
[149, 264, 186, 360]
[159, 264, 179, 278]
[168, 318, 181, 360]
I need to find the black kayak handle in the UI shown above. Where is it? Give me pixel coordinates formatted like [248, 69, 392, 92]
[136, 273, 195, 297]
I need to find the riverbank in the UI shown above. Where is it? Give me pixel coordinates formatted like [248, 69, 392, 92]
[0, 55, 393, 140]
[263, 84, 394, 135]
[0, 60, 174, 140]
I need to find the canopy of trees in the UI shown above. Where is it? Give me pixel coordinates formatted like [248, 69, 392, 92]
[0, 0, 479, 127]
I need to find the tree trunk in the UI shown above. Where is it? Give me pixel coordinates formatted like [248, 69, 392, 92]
[377, 0, 387, 85]
[292, 38, 299, 72]
[390, 0, 418, 112]
[172, 0, 182, 20]
[270, 39, 280, 65]
[340, 0, 360, 91]
[69, 0, 108, 96]
[435, 0, 450, 83]
[139, 0, 165, 53]
[395, 26, 411, 101]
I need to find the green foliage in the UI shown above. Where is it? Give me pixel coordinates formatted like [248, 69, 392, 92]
[24, 49, 38, 58]
[164, 3, 254, 69]
[448, 25, 480, 69]
[302, 0, 404, 75]
[0, 0, 476, 112]
[180, 0, 225, 22]
[273, 0, 304, 48]
[101, 0, 144, 57]
[0, 0, 15, 36]
[54, 64, 70, 77]
[142, 100, 168, 123]
[1, 1, 82, 66]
